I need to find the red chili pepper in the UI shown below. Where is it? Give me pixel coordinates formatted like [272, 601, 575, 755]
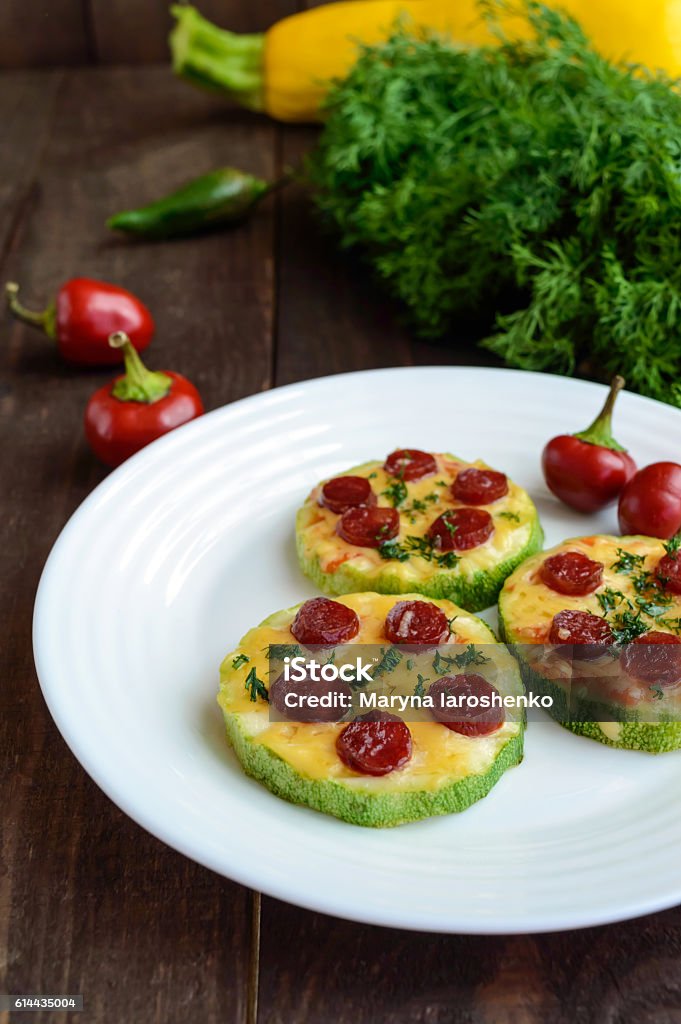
[84, 331, 203, 467]
[541, 376, 637, 513]
[618, 462, 681, 538]
[5, 277, 154, 366]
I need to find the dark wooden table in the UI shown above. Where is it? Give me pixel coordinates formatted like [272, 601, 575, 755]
[2, 63, 681, 1024]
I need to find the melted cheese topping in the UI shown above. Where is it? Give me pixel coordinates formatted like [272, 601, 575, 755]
[500, 534, 681, 642]
[219, 593, 521, 791]
[296, 454, 537, 584]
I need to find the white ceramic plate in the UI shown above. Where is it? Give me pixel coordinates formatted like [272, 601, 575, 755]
[33, 367, 681, 933]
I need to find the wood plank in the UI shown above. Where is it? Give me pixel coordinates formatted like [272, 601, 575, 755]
[90, 0, 294, 65]
[274, 127, 414, 386]
[0, 65, 276, 1022]
[257, 897, 681, 1023]
[0, 71, 62, 253]
[0, 1, 90, 68]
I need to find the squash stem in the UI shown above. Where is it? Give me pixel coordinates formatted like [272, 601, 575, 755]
[169, 5, 266, 112]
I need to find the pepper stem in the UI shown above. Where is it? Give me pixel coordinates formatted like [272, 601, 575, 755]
[573, 375, 627, 452]
[109, 332, 172, 404]
[169, 5, 265, 112]
[5, 282, 57, 337]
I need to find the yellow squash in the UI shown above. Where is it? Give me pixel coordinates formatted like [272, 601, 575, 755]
[170, 1, 681, 123]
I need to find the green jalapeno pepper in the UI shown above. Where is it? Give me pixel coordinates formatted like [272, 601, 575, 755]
[107, 166, 275, 239]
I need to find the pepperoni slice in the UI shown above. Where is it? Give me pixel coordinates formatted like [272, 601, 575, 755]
[320, 476, 376, 515]
[270, 670, 352, 722]
[452, 468, 508, 505]
[540, 551, 604, 596]
[291, 597, 360, 647]
[428, 673, 504, 736]
[336, 718, 412, 776]
[337, 506, 399, 548]
[621, 631, 681, 687]
[384, 449, 437, 481]
[427, 508, 494, 552]
[657, 553, 681, 595]
[384, 600, 449, 648]
[548, 609, 614, 660]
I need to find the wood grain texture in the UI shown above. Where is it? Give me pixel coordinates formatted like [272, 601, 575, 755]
[0, 2, 90, 68]
[0, 72, 63, 254]
[274, 128, 413, 385]
[0, 65, 276, 1023]
[90, 0, 294, 65]
[0, 0, 296, 68]
[257, 898, 681, 1024]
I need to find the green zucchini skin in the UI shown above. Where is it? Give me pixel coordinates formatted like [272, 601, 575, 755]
[222, 709, 524, 828]
[297, 506, 544, 614]
[565, 719, 681, 753]
[498, 607, 681, 754]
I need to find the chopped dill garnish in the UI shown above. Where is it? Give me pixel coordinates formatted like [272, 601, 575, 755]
[268, 644, 303, 660]
[382, 479, 408, 508]
[609, 610, 648, 645]
[596, 588, 627, 615]
[635, 595, 672, 618]
[431, 645, 489, 675]
[453, 644, 490, 668]
[371, 646, 403, 679]
[378, 540, 410, 562]
[663, 532, 681, 557]
[244, 667, 269, 703]
[611, 549, 646, 574]
[402, 492, 440, 522]
[414, 674, 428, 698]
[378, 534, 460, 569]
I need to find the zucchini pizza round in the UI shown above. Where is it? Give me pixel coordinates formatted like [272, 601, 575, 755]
[218, 592, 525, 827]
[295, 450, 543, 612]
[499, 534, 681, 753]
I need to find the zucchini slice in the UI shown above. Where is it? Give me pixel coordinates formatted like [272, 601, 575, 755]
[499, 534, 681, 753]
[296, 453, 543, 612]
[219, 592, 525, 827]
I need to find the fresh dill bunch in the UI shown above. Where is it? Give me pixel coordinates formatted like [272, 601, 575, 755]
[307, 1, 681, 406]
